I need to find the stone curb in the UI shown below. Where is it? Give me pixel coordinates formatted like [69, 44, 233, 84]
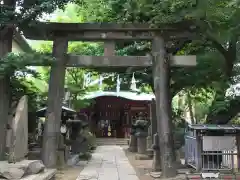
[67, 154, 80, 166]
[20, 169, 56, 180]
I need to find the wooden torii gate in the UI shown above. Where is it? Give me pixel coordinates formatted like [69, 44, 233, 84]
[23, 21, 196, 178]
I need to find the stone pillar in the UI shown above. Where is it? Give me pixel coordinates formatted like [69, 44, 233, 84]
[152, 133, 161, 172]
[42, 36, 68, 168]
[137, 136, 147, 154]
[129, 134, 137, 152]
[57, 134, 65, 169]
[150, 99, 157, 142]
[146, 131, 152, 149]
[152, 35, 177, 177]
[146, 99, 156, 157]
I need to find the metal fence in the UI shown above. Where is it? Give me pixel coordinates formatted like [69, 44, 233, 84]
[185, 135, 238, 172]
[185, 135, 197, 169]
[201, 150, 236, 171]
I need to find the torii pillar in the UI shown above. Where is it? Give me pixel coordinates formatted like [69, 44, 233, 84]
[42, 36, 68, 168]
[152, 35, 177, 178]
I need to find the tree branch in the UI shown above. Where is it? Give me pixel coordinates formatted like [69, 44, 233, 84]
[205, 32, 228, 59]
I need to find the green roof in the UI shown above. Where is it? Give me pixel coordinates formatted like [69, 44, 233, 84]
[188, 124, 240, 131]
[82, 91, 155, 101]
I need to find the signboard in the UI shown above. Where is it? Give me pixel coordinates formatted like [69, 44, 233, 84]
[202, 136, 236, 151]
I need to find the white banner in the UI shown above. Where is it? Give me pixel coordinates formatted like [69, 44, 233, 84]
[202, 136, 236, 151]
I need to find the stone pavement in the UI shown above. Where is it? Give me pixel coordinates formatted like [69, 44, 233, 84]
[76, 145, 139, 180]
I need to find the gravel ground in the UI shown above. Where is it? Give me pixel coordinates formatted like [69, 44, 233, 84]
[55, 165, 84, 180]
[123, 148, 154, 180]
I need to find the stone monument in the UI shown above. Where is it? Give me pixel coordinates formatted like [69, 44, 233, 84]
[0, 96, 55, 180]
[134, 118, 151, 160]
[146, 126, 153, 157]
[8, 95, 28, 163]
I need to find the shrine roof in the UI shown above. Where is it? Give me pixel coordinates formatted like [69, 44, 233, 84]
[188, 124, 240, 131]
[82, 91, 155, 101]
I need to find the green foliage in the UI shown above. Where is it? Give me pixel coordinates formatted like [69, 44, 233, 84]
[79, 151, 92, 160]
[1, 0, 77, 28]
[0, 52, 54, 76]
[80, 128, 96, 151]
[3, 0, 240, 123]
[73, 0, 240, 123]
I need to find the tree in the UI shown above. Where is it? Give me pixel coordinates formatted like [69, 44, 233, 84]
[74, 0, 240, 124]
[0, 0, 77, 160]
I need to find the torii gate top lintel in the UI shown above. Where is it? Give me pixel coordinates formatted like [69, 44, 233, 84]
[22, 20, 196, 41]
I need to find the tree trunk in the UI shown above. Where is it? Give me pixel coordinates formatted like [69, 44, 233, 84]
[206, 35, 237, 124]
[0, 27, 14, 160]
[186, 91, 195, 124]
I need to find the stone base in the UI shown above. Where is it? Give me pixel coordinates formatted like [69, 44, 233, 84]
[146, 136, 152, 150]
[146, 149, 153, 158]
[149, 172, 186, 180]
[67, 154, 80, 166]
[137, 137, 147, 154]
[20, 169, 56, 180]
[135, 154, 151, 160]
[128, 135, 137, 152]
[152, 160, 161, 172]
[128, 146, 137, 152]
[0, 160, 45, 179]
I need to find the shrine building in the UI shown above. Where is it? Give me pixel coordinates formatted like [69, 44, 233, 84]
[79, 91, 155, 138]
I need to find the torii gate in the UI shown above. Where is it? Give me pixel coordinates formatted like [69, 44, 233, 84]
[23, 21, 197, 178]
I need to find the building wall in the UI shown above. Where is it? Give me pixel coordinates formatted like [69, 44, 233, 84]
[79, 96, 150, 138]
[12, 40, 24, 53]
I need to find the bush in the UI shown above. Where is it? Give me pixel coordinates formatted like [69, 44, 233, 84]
[79, 152, 92, 160]
[80, 128, 97, 151]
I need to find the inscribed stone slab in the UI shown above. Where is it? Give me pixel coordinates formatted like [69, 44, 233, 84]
[9, 96, 28, 162]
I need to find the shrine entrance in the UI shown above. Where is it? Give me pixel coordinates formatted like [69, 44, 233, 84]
[80, 92, 151, 138]
[23, 20, 197, 176]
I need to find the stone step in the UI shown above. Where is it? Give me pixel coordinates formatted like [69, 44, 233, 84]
[96, 138, 129, 145]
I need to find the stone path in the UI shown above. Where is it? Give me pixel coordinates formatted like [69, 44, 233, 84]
[76, 145, 139, 180]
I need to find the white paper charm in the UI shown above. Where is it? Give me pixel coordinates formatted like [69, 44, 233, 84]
[83, 72, 91, 87]
[130, 72, 137, 91]
[99, 75, 103, 91]
[116, 75, 121, 96]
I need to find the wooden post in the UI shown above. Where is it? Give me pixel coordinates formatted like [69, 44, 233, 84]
[152, 35, 177, 178]
[42, 36, 68, 168]
[236, 133, 240, 171]
[195, 131, 202, 172]
[0, 29, 13, 160]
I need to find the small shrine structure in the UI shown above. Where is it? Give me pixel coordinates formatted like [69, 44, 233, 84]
[185, 124, 240, 175]
[80, 91, 154, 138]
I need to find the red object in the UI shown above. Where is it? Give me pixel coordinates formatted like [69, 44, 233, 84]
[79, 96, 151, 138]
